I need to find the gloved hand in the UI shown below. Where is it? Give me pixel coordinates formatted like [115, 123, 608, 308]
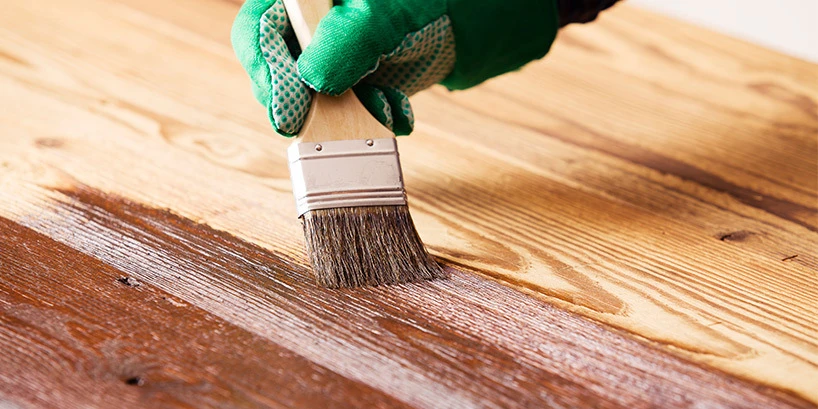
[232, 0, 559, 136]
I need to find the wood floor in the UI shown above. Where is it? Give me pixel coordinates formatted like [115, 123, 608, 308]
[1, 0, 816, 407]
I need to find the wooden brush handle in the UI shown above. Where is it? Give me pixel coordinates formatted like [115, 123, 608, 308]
[283, 0, 394, 142]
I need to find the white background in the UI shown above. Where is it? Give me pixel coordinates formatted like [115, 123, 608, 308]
[630, 0, 818, 63]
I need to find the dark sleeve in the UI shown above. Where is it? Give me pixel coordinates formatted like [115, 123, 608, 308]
[556, 0, 621, 27]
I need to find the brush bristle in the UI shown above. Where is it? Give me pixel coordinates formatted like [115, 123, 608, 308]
[301, 205, 447, 288]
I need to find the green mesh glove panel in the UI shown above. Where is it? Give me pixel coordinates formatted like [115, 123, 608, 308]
[232, 0, 312, 135]
[231, 0, 558, 136]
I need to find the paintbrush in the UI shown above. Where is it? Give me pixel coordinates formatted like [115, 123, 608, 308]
[282, 0, 446, 288]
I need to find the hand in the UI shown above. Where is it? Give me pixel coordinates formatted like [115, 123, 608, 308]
[231, 0, 559, 136]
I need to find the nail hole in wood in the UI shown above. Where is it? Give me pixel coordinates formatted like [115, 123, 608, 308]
[124, 376, 144, 386]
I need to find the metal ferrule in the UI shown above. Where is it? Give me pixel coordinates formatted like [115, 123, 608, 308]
[287, 138, 407, 216]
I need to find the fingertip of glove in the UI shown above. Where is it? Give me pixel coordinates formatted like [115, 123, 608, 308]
[266, 106, 299, 138]
[391, 120, 413, 136]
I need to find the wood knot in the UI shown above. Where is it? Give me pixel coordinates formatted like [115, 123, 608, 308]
[717, 231, 753, 242]
[34, 137, 65, 149]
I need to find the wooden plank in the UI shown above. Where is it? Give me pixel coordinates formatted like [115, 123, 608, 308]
[0, 216, 409, 409]
[1, 189, 813, 408]
[0, 0, 816, 405]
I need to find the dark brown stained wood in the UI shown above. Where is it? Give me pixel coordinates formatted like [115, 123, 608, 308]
[1, 0, 817, 406]
[1, 187, 814, 409]
[0, 217, 409, 409]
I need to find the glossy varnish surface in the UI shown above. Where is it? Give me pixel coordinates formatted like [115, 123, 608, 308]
[1, 0, 816, 407]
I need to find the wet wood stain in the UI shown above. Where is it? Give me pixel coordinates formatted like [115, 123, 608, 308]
[1, 187, 813, 408]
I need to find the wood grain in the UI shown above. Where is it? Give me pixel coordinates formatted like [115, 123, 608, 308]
[0, 0, 816, 406]
[0, 214, 409, 409]
[298, 91, 396, 142]
[1, 188, 813, 409]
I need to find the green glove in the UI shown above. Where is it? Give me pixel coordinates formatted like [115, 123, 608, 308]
[231, 0, 558, 136]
